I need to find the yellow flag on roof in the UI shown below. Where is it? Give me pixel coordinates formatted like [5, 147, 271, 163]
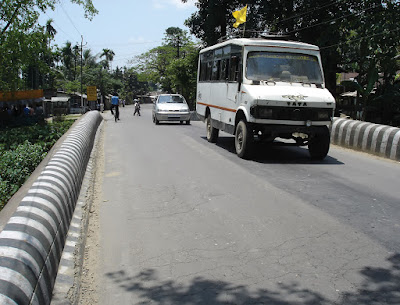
[232, 5, 247, 28]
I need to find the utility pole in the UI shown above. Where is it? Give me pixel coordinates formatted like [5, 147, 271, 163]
[176, 34, 180, 59]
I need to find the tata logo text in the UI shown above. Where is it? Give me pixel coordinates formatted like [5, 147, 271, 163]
[287, 101, 308, 106]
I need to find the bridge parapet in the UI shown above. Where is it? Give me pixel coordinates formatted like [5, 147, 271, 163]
[0, 111, 102, 305]
[332, 117, 400, 161]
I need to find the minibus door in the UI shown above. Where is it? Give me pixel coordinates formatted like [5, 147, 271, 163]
[227, 55, 241, 105]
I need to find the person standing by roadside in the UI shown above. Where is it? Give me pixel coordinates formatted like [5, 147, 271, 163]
[111, 93, 120, 121]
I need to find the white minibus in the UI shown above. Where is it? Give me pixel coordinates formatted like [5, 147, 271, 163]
[196, 38, 335, 159]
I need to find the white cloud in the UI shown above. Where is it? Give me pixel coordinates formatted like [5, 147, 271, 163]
[152, 0, 196, 10]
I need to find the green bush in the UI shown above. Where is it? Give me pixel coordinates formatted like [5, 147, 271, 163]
[0, 120, 73, 150]
[0, 120, 75, 208]
[0, 178, 12, 210]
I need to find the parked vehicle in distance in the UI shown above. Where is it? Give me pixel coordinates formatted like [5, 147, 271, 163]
[196, 37, 336, 159]
[152, 94, 191, 125]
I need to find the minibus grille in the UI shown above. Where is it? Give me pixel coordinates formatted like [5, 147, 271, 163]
[250, 106, 333, 121]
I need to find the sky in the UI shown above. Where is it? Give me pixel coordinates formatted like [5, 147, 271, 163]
[39, 0, 198, 67]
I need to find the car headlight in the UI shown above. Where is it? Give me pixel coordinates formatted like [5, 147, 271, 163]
[179, 108, 189, 112]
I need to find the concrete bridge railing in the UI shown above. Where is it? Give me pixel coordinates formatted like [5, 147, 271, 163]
[331, 117, 400, 161]
[0, 111, 102, 305]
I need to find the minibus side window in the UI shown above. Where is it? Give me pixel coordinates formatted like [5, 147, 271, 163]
[206, 61, 213, 81]
[229, 55, 241, 82]
[212, 60, 221, 81]
[220, 58, 229, 81]
[199, 61, 207, 81]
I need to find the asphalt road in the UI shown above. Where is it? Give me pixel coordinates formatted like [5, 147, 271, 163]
[82, 104, 400, 305]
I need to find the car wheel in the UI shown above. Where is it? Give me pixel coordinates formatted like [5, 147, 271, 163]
[235, 120, 253, 159]
[186, 120, 190, 125]
[180, 121, 183, 124]
[206, 114, 218, 143]
[155, 117, 160, 125]
[308, 126, 330, 160]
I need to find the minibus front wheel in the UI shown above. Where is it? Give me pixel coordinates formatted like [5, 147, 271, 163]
[235, 120, 253, 159]
[308, 126, 330, 160]
[206, 114, 219, 143]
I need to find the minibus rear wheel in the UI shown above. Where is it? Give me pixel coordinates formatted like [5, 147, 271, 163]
[206, 114, 219, 143]
[235, 120, 253, 159]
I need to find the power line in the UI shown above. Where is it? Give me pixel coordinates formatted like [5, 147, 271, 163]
[320, 26, 400, 50]
[60, 2, 81, 36]
[44, 11, 77, 43]
[88, 40, 162, 47]
[273, 0, 341, 26]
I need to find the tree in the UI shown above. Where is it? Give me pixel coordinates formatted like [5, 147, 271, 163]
[100, 48, 115, 71]
[134, 45, 176, 93]
[45, 19, 56, 49]
[82, 49, 97, 68]
[183, 0, 240, 46]
[60, 41, 74, 80]
[0, 0, 97, 91]
[338, 1, 400, 122]
[1, 0, 97, 39]
[133, 27, 199, 100]
[166, 44, 199, 109]
[164, 27, 190, 58]
[122, 68, 148, 103]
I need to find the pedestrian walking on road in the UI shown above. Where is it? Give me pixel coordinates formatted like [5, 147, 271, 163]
[111, 93, 120, 122]
[133, 100, 141, 116]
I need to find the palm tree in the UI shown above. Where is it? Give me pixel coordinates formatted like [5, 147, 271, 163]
[83, 49, 96, 67]
[100, 48, 115, 71]
[45, 19, 57, 49]
[61, 42, 73, 80]
[73, 44, 80, 80]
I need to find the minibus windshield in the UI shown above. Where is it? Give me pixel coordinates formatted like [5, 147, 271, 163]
[246, 52, 324, 84]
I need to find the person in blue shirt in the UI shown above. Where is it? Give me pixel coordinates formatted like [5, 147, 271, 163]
[111, 93, 120, 121]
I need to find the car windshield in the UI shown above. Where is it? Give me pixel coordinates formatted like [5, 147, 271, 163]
[158, 95, 185, 103]
[246, 52, 324, 84]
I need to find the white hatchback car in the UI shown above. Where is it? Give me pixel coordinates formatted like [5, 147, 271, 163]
[152, 94, 191, 125]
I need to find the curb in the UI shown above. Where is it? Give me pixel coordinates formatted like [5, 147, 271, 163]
[332, 117, 400, 161]
[0, 111, 102, 305]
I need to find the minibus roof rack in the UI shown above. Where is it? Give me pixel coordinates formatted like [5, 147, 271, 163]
[217, 32, 293, 43]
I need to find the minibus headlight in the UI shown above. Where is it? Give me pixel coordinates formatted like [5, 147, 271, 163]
[317, 110, 330, 120]
[259, 108, 273, 119]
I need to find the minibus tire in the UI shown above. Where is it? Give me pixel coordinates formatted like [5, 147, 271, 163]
[308, 126, 330, 160]
[206, 115, 219, 143]
[235, 120, 253, 159]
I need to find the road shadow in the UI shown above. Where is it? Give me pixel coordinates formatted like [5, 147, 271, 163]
[105, 253, 400, 304]
[201, 136, 343, 165]
[154, 122, 192, 126]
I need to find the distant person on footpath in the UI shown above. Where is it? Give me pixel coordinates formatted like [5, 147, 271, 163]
[111, 93, 120, 120]
[133, 99, 141, 116]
